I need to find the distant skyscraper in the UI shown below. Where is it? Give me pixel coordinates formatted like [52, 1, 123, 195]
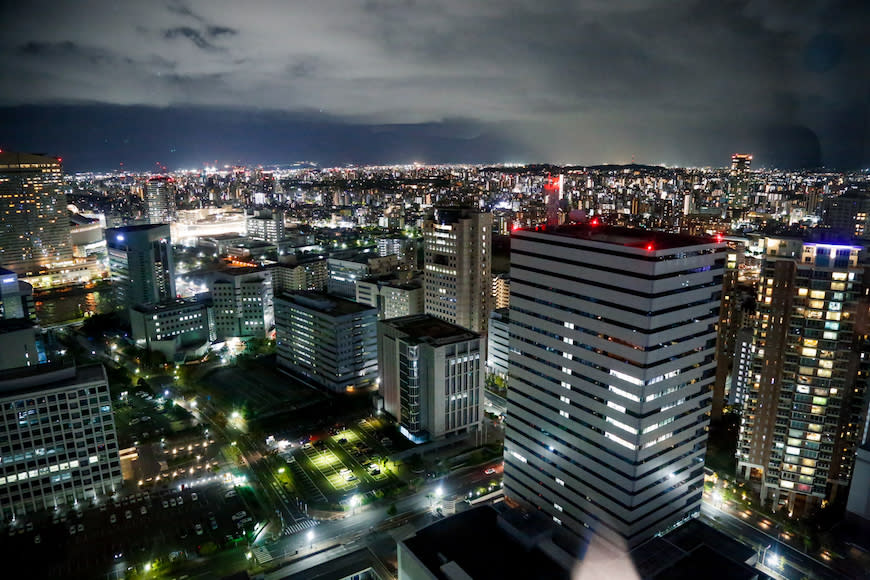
[0, 152, 72, 275]
[504, 223, 725, 549]
[106, 224, 176, 311]
[423, 208, 492, 335]
[737, 237, 869, 514]
[145, 176, 176, 224]
[730, 153, 752, 176]
[379, 314, 483, 443]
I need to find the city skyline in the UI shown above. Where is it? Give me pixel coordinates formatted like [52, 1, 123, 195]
[1, 1, 868, 171]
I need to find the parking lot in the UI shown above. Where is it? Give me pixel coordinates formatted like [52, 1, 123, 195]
[2, 481, 264, 578]
[288, 417, 404, 506]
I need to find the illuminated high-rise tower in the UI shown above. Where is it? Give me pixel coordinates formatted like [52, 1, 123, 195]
[423, 207, 491, 335]
[0, 152, 72, 275]
[106, 224, 176, 311]
[737, 237, 869, 515]
[145, 176, 177, 224]
[730, 153, 752, 176]
[504, 223, 725, 549]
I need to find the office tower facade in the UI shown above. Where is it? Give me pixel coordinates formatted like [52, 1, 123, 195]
[0, 152, 72, 275]
[737, 238, 869, 513]
[274, 292, 378, 393]
[106, 224, 176, 311]
[0, 364, 122, 518]
[210, 268, 274, 339]
[246, 208, 286, 243]
[487, 308, 510, 377]
[0, 267, 34, 321]
[144, 176, 176, 224]
[379, 315, 483, 443]
[504, 224, 725, 549]
[423, 208, 492, 335]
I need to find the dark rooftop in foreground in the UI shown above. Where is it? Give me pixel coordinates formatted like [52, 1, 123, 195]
[383, 314, 479, 345]
[515, 222, 720, 250]
[402, 505, 571, 580]
[630, 518, 761, 579]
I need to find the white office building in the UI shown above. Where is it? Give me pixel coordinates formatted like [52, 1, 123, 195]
[0, 364, 122, 518]
[379, 315, 483, 444]
[275, 292, 378, 393]
[504, 223, 725, 550]
[209, 267, 274, 339]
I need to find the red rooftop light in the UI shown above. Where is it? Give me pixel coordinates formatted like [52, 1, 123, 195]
[646, 243, 654, 251]
[590, 217, 600, 226]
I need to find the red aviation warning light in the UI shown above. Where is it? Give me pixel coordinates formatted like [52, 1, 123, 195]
[646, 243, 654, 252]
[590, 217, 600, 227]
[715, 233, 723, 243]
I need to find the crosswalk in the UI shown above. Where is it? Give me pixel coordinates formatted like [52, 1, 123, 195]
[283, 518, 318, 536]
[252, 546, 273, 564]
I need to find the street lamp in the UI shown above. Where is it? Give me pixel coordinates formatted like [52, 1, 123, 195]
[351, 494, 360, 515]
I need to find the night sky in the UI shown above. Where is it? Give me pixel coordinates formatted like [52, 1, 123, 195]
[1, 0, 868, 172]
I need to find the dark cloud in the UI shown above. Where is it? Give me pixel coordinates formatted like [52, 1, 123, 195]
[0, 0, 866, 168]
[164, 27, 222, 51]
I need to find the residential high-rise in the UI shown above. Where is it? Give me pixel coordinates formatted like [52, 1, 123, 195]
[246, 208, 286, 243]
[0, 152, 72, 275]
[145, 176, 177, 224]
[820, 190, 870, 239]
[209, 267, 274, 339]
[737, 238, 869, 514]
[504, 223, 725, 550]
[423, 207, 492, 334]
[106, 224, 176, 311]
[0, 364, 122, 518]
[275, 292, 378, 393]
[492, 273, 510, 309]
[273, 257, 327, 293]
[379, 315, 483, 443]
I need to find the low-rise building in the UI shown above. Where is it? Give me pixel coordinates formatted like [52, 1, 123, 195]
[355, 274, 423, 320]
[129, 298, 212, 360]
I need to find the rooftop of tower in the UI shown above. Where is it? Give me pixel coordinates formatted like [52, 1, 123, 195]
[383, 314, 479, 345]
[0, 151, 62, 169]
[514, 222, 720, 251]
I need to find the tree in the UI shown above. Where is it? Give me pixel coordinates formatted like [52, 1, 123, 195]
[387, 503, 397, 516]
